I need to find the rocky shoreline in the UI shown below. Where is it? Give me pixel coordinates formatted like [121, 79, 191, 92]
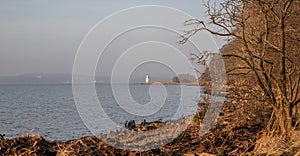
[0, 116, 205, 156]
[0, 102, 258, 155]
[1, 100, 300, 155]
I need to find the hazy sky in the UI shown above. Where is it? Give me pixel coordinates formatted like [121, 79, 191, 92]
[0, 0, 224, 79]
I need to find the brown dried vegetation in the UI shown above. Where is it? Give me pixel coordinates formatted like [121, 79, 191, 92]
[1, 0, 300, 155]
[184, 0, 300, 154]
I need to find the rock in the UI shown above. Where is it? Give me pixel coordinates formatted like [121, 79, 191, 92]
[141, 119, 147, 126]
[125, 120, 136, 130]
[0, 134, 5, 139]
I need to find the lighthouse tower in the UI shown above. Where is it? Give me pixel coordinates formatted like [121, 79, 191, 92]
[145, 74, 149, 83]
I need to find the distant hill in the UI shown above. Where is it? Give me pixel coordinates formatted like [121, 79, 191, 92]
[0, 74, 100, 84]
[0, 73, 171, 84]
[0, 74, 72, 84]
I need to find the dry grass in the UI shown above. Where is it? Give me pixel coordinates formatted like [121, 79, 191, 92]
[254, 130, 300, 155]
[1, 98, 298, 155]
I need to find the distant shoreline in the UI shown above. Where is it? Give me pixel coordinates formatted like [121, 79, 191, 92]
[139, 81, 201, 86]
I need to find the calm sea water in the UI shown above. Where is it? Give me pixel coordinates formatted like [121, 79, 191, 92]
[0, 84, 202, 141]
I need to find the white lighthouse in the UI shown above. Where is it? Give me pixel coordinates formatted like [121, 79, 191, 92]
[145, 74, 149, 83]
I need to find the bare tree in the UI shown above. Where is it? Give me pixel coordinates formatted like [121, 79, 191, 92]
[182, 0, 300, 134]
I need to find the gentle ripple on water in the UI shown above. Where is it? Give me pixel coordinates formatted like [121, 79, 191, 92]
[0, 84, 203, 141]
